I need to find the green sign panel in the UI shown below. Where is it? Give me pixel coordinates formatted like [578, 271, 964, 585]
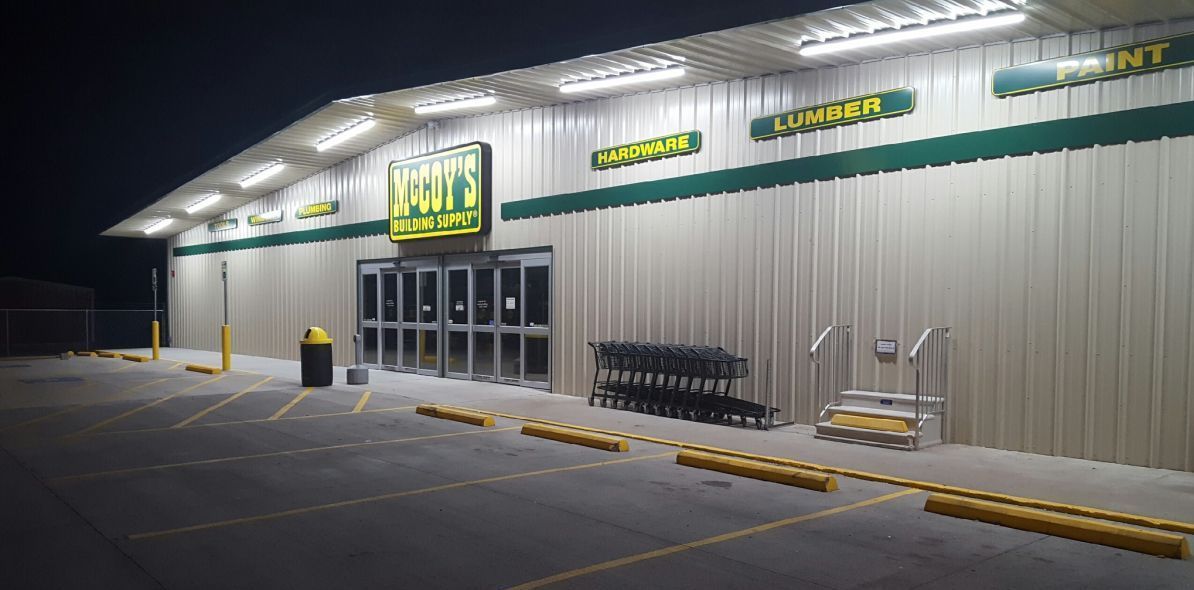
[993, 32, 1194, 97]
[750, 87, 915, 141]
[296, 200, 338, 219]
[591, 131, 701, 169]
[208, 218, 237, 233]
[388, 142, 491, 242]
[248, 210, 283, 226]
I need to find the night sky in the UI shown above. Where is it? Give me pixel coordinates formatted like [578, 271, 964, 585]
[3, 0, 851, 308]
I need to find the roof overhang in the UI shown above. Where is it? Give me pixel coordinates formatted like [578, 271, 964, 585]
[103, 0, 1194, 238]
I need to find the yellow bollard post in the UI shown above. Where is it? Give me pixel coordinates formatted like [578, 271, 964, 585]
[221, 324, 231, 371]
[151, 321, 160, 360]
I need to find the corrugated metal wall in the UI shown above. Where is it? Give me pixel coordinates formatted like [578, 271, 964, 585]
[170, 21, 1194, 470]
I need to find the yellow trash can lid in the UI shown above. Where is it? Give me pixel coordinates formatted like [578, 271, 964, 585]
[301, 327, 333, 344]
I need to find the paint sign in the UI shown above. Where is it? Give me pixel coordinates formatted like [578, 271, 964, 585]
[993, 32, 1194, 97]
[248, 209, 283, 226]
[388, 142, 491, 241]
[750, 87, 915, 141]
[296, 200, 339, 219]
[208, 218, 238, 232]
[591, 131, 701, 169]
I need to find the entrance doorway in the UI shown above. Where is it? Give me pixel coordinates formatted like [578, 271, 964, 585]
[358, 250, 551, 390]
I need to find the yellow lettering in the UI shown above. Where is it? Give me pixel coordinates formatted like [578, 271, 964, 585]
[825, 104, 843, 121]
[1077, 57, 1103, 77]
[393, 168, 407, 217]
[430, 160, 443, 213]
[618, 147, 629, 160]
[862, 97, 881, 114]
[417, 163, 431, 214]
[665, 137, 677, 151]
[678, 135, 689, 149]
[1144, 42, 1169, 64]
[774, 116, 787, 132]
[804, 108, 824, 126]
[1056, 60, 1080, 80]
[444, 157, 459, 210]
[1117, 47, 1143, 70]
[844, 100, 861, 118]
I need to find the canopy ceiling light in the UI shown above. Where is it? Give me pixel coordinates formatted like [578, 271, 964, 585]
[184, 193, 222, 215]
[143, 218, 173, 235]
[559, 67, 685, 94]
[239, 162, 286, 188]
[315, 117, 376, 152]
[798, 11, 1026, 56]
[413, 96, 496, 115]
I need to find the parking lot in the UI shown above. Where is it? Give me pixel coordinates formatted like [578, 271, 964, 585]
[2, 354, 1192, 589]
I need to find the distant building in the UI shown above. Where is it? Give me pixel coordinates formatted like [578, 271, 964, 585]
[0, 277, 95, 310]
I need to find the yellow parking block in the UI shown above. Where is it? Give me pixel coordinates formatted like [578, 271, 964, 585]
[95, 351, 122, 359]
[121, 354, 150, 363]
[522, 423, 628, 452]
[924, 494, 1190, 559]
[75, 351, 97, 357]
[677, 450, 838, 492]
[416, 405, 494, 427]
[830, 413, 908, 433]
[185, 364, 222, 375]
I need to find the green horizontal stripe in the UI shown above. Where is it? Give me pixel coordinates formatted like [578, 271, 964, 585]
[174, 100, 1194, 257]
[173, 219, 388, 257]
[503, 100, 1194, 220]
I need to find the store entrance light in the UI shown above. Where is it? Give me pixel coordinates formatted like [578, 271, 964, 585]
[315, 117, 376, 152]
[413, 96, 497, 115]
[185, 193, 222, 215]
[239, 162, 285, 188]
[799, 12, 1026, 56]
[559, 67, 685, 94]
[143, 218, 173, 235]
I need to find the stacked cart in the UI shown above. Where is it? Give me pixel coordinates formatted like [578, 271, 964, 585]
[588, 341, 777, 430]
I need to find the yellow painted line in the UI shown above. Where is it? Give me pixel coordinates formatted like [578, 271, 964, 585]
[352, 391, 372, 413]
[416, 404, 495, 427]
[677, 450, 837, 492]
[925, 494, 1190, 559]
[830, 413, 909, 433]
[50, 426, 521, 484]
[172, 376, 273, 428]
[510, 488, 921, 589]
[440, 405, 1194, 536]
[269, 388, 312, 420]
[0, 378, 156, 433]
[522, 423, 628, 452]
[69, 375, 226, 436]
[128, 451, 674, 541]
[89, 405, 420, 437]
[110, 362, 141, 373]
[167, 362, 184, 370]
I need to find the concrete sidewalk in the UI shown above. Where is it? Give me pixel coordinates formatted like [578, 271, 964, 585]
[119, 347, 1194, 524]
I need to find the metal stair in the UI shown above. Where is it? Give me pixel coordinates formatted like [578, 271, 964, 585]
[815, 390, 942, 451]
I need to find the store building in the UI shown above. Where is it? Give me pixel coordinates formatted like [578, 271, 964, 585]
[106, 0, 1194, 471]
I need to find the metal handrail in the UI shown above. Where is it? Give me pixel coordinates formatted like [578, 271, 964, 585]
[908, 326, 950, 449]
[810, 325, 851, 421]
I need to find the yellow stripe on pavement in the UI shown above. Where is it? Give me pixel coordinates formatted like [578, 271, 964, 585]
[269, 388, 312, 420]
[0, 378, 159, 433]
[129, 452, 675, 541]
[87, 405, 420, 438]
[352, 391, 372, 413]
[510, 489, 922, 589]
[172, 376, 273, 428]
[69, 375, 225, 436]
[50, 427, 520, 484]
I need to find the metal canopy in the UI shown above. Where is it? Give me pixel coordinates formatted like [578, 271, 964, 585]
[102, 0, 1194, 238]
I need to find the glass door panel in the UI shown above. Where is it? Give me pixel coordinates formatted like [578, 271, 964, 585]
[473, 332, 494, 378]
[500, 332, 520, 381]
[474, 268, 494, 326]
[500, 267, 521, 327]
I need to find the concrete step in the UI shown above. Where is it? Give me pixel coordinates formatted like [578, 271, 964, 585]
[826, 405, 933, 428]
[814, 422, 915, 451]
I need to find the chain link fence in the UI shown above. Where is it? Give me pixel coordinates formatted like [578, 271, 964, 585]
[1, 310, 163, 357]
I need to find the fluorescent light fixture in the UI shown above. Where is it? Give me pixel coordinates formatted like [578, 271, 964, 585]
[559, 67, 686, 94]
[185, 193, 222, 215]
[143, 218, 173, 235]
[799, 12, 1026, 56]
[315, 117, 376, 152]
[239, 162, 285, 188]
[413, 96, 496, 115]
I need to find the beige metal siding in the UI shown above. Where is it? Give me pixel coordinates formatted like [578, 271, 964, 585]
[171, 22, 1194, 470]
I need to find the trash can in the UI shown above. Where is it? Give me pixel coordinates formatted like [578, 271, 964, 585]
[300, 327, 334, 387]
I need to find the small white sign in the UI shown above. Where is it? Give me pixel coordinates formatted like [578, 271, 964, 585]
[875, 339, 898, 355]
[505, 297, 516, 310]
[455, 301, 464, 311]
[422, 304, 431, 311]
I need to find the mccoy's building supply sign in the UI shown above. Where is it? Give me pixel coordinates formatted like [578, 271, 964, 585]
[388, 142, 491, 242]
[993, 32, 1194, 96]
[750, 87, 915, 141]
[296, 200, 339, 219]
[208, 218, 237, 232]
[248, 210, 283, 226]
[591, 131, 701, 169]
